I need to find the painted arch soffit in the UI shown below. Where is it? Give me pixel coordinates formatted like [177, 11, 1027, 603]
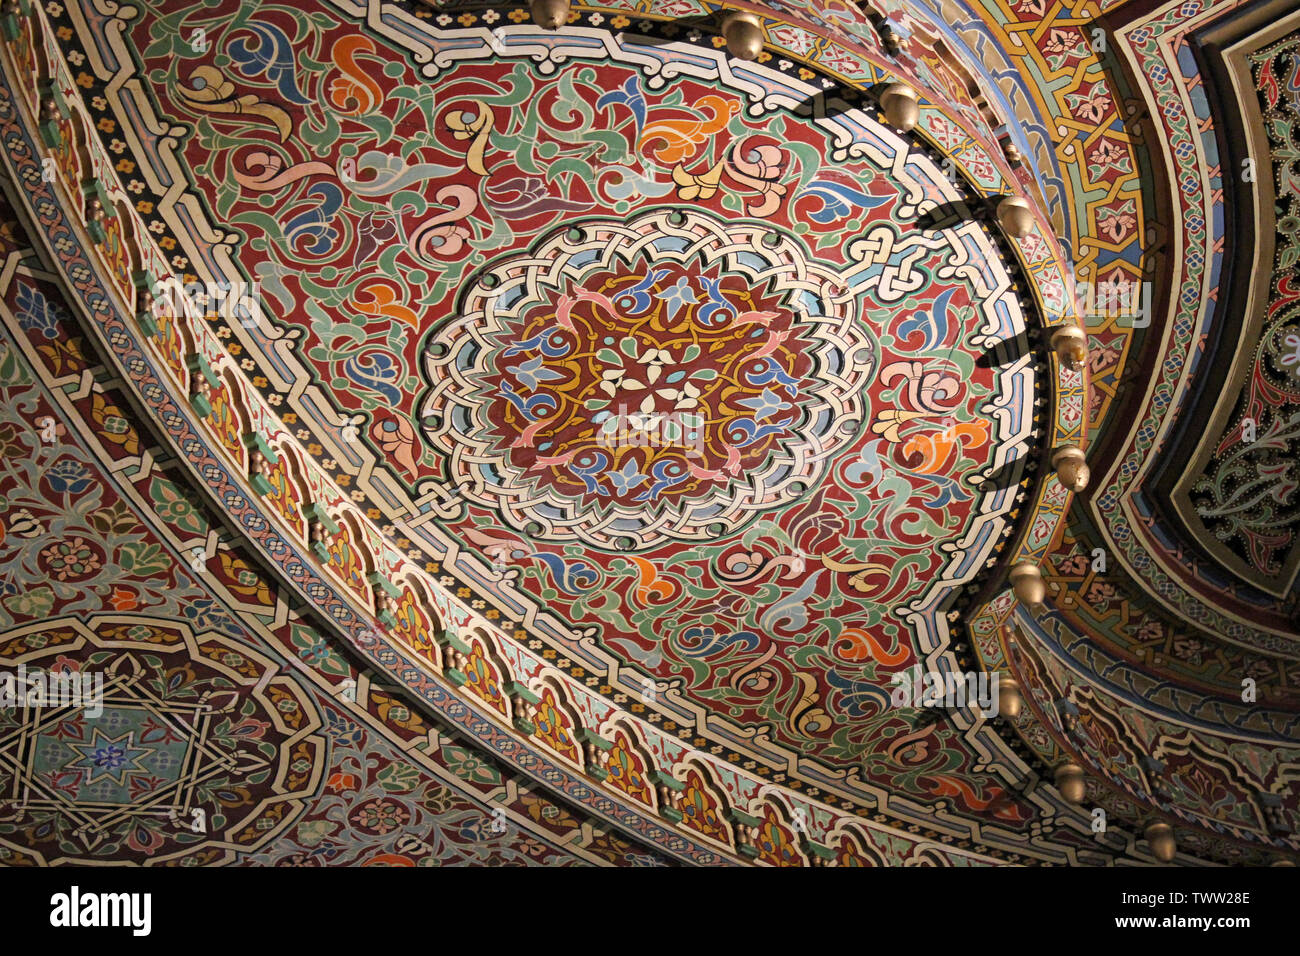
[0, 0, 1132, 863]
[1166, 10, 1300, 603]
[0, 217, 734, 865]
[1080, 0, 1300, 653]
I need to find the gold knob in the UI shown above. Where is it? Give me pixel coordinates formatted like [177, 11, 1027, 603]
[1009, 562, 1045, 606]
[879, 83, 919, 132]
[996, 196, 1034, 239]
[530, 0, 569, 30]
[997, 677, 1022, 719]
[1054, 763, 1087, 804]
[1052, 446, 1089, 493]
[1145, 822, 1176, 863]
[720, 11, 763, 60]
[1050, 324, 1088, 370]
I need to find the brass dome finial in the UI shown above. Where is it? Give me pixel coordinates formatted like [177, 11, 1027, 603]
[998, 677, 1023, 719]
[1009, 562, 1045, 606]
[530, 0, 570, 30]
[1054, 763, 1087, 804]
[1052, 446, 1089, 493]
[1145, 822, 1176, 862]
[879, 83, 920, 132]
[720, 11, 763, 60]
[1050, 324, 1088, 370]
[996, 196, 1034, 239]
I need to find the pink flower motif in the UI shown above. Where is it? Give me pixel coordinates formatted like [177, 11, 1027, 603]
[1089, 342, 1120, 374]
[1136, 621, 1165, 642]
[350, 798, 411, 835]
[1097, 205, 1137, 243]
[1068, 83, 1113, 124]
[125, 822, 168, 855]
[1085, 581, 1116, 606]
[39, 536, 102, 581]
[1089, 138, 1127, 170]
[1043, 29, 1082, 58]
[1057, 554, 1089, 575]
[50, 654, 82, 675]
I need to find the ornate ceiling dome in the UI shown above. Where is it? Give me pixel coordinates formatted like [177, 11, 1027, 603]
[0, 0, 1294, 868]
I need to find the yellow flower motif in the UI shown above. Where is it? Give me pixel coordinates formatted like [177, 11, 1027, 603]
[218, 551, 273, 606]
[612, 15, 630, 28]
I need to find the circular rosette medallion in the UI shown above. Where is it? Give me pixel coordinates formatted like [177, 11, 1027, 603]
[422, 209, 875, 549]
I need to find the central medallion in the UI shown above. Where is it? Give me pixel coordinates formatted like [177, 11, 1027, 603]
[422, 208, 875, 549]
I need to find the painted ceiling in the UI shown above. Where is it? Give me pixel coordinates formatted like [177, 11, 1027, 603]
[0, 0, 1295, 866]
